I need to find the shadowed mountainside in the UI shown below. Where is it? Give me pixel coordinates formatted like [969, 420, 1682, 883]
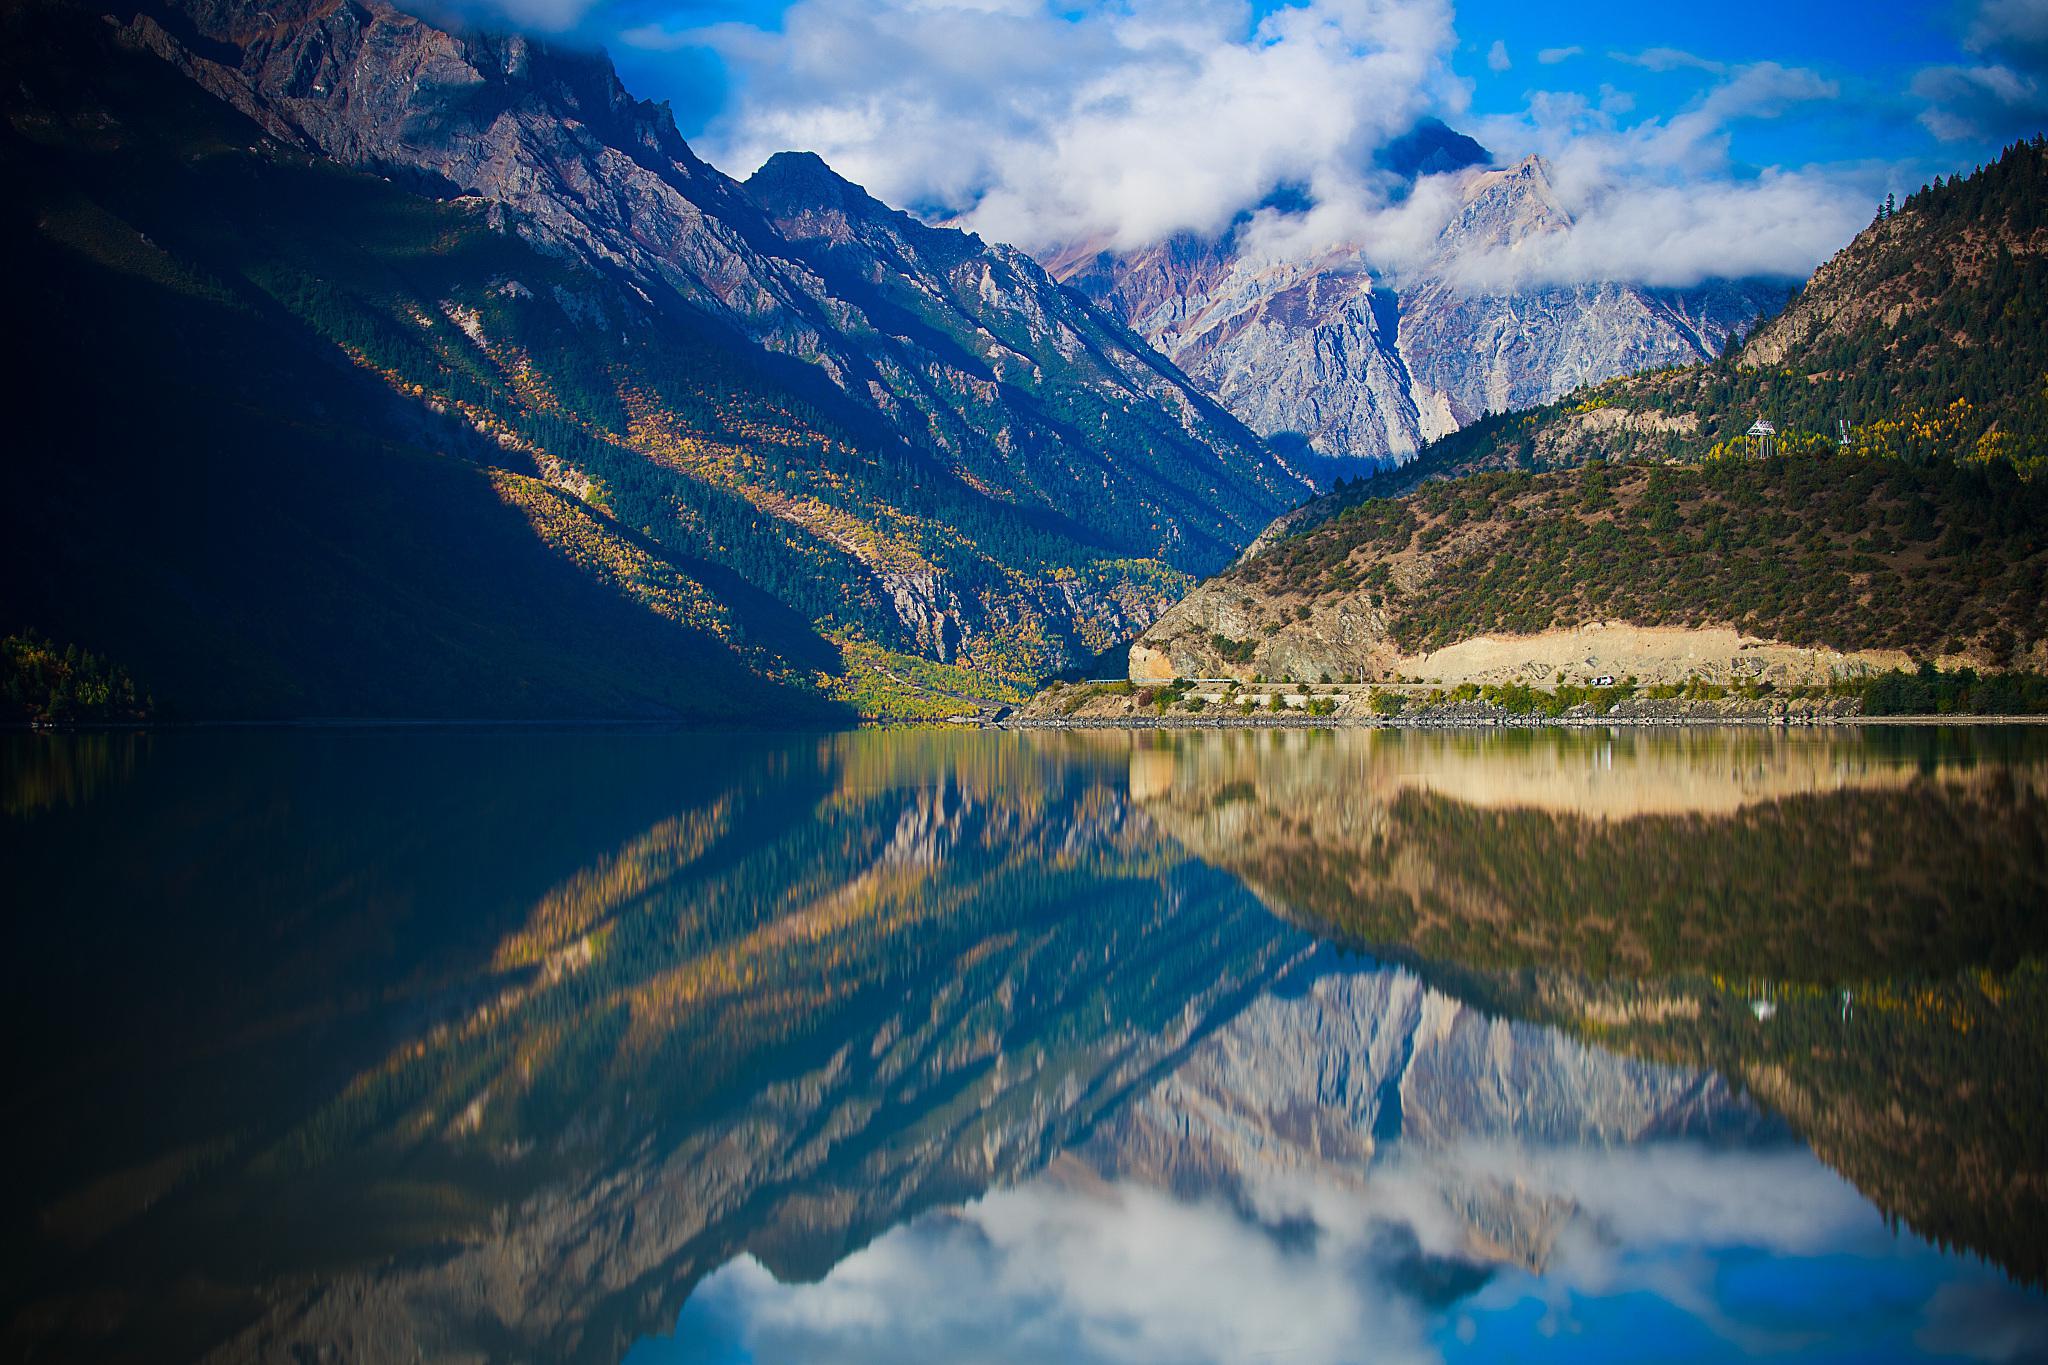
[1, 0, 1306, 718]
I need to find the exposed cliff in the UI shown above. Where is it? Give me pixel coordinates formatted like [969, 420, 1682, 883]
[121, 0, 1303, 563]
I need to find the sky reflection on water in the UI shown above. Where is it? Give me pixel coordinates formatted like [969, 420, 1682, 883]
[649, 1141, 2044, 1365]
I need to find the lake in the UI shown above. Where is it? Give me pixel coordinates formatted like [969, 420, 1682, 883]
[4, 725, 2045, 1363]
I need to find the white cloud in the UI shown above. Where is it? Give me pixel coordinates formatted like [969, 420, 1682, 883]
[1537, 45, 1583, 65]
[1916, 1280, 2048, 1362]
[686, 0, 1464, 253]
[1487, 38, 1511, 72]
[1967, 0, 2048, 66]
[678, 1179, 1440, 1365]
[670, 0, 1875, 288]
[1913, 63, 2048, 141]
[439, 0, 601, 32]
[1442, 60, 1869, 289]
[657, 1139, 2010, 1365]
[1612, 46, 1728, 75]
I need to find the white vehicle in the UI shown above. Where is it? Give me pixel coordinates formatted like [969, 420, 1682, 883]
[1591, 675, 1616, 687]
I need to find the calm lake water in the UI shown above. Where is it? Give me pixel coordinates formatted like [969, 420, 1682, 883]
[4, 725, 2045, 1364]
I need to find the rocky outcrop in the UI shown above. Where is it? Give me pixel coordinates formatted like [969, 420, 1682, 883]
[1056, 151, 1786, 464]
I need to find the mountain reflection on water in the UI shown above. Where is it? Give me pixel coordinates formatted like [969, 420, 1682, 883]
[2, 726, 2044, 1364]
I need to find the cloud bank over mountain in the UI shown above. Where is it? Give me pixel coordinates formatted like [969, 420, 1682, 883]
[659, 0, 1875, 290]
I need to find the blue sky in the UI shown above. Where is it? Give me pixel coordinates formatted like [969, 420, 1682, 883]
[480, 0, 2048, 284]
[605, 0, 2015, 173]
[1448, 0, 2018, 170]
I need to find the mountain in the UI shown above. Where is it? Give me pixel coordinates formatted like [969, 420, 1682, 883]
[0, 0, 1304, 719]
[1051, 147, 1788, 466]
[1079, 965, 1761, 1276]
[1115, 142, 2048, 691]
[1399, 136, 2048, 485]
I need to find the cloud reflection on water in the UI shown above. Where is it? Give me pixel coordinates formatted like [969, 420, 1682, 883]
[651, 1138, 2036, 1365]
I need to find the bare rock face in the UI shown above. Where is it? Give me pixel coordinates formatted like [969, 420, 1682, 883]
[1057, 153, 1788, 465]
[121, 0, 1305, 573]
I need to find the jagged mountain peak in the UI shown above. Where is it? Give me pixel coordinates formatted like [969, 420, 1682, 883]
[1051, 139, 1776, 465]
[744, 147, 987, 265]
[149, 0, 705, 175]
[746, 149, 868, 211]
[1447, 153, 1572, 243]
[1387, 136, 2048, 484]
[9, 0, 1308, 716]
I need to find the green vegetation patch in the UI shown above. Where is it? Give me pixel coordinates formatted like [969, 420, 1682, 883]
[3, 632, 151, 724]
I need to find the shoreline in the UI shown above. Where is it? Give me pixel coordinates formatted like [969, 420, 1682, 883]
[998, 713, 2048, 731]
[9, 714, 2046, 735]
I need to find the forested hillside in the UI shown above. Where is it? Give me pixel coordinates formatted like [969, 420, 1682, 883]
[1135, 455, 2048, 685]
[0, 1, 1300, 720]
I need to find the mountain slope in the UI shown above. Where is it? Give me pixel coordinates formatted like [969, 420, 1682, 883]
[1055, 150, 1786, 465]
[1, 0, 1305, 718]
[1398, 137, 2048, 485]
[122, 0, 1303, 566]
[1111, 140, 2048, 692]
[2, 17, 831, 719]
[1128, 455, 2048, 686]
[1130, 727, 2048, 1283]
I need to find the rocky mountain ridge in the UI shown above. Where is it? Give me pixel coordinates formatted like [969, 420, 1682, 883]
[1103, 143, 2048, 694]
[1054, 149, 1787, 465]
